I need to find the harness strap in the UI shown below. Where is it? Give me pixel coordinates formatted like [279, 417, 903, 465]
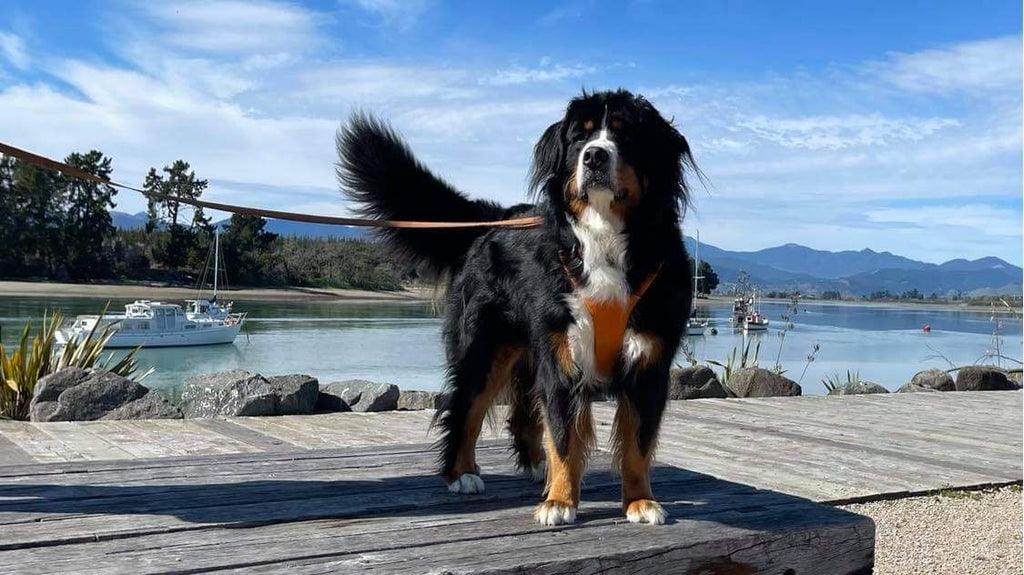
[558, 251, 662, 378]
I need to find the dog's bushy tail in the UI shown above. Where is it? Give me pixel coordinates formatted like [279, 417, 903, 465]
[337, 114, 519, 278]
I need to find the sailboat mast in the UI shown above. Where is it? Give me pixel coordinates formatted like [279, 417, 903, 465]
[213, 226, 219, 297]
[694, 230, 699, 295]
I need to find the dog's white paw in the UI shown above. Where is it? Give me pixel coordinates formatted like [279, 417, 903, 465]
[625, 499, 667, 525]
[447, 473, 485, 494]
[529, 461, 546, 483]
[535, 500, 576, 525]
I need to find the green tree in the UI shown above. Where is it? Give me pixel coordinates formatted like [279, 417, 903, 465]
[10, 159, 63, 276]
[143, 160, 209, 271]
[59, 151, 117, 279]
[222, 214, 278, 284]
[0, 155, 17, 272]
[696, 260, 719, 295]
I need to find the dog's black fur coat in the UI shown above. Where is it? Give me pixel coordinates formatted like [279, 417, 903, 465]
[337, 89, 696, 486]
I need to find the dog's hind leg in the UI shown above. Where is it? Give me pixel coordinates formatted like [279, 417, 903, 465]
[439, 343, 522, 494]
[507, 357, 545, 482]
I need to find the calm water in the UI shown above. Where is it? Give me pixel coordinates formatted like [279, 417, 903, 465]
[1, 296, 1020, 396]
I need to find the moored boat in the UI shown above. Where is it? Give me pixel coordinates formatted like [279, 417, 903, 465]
[56, 299, 245, 348]
[687, 230, 711, 336]
[56, 228, 247, 348]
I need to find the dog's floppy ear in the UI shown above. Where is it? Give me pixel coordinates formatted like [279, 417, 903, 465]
[527, 120, 564, 199]
[637, 96, 699, 206]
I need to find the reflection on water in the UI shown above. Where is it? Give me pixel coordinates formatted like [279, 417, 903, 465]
[1, 296, 1019, 395]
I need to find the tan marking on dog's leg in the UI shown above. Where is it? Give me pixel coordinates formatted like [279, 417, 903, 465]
[535, 404, 594, 525]
[613, 397, 666, 524]
[448, 345, 523, 487]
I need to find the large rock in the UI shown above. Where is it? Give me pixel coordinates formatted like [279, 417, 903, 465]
[897, 382, 939, 393]
[729, 368, 802, 398]
[102, 391, 182, 420]
[180, 370, 320, 418]
[831, 381, 890, 395]
[910, 368, 955, 392]
[397, 390, 448, 410]
[30, 367, 90, 421]
[30, 367, 149, 422]
[955, 366, 1021, 392]
[265, 374, 320, 415]
[669, 366, 729, 400]
[319, 380, 399, 412]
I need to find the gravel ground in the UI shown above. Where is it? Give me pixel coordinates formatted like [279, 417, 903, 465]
[843, 485, 1022, 575]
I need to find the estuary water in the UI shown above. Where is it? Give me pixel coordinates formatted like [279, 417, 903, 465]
[1, 296, 1019, 396]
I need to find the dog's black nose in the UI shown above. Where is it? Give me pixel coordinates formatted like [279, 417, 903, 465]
[582, 147, 609, 169]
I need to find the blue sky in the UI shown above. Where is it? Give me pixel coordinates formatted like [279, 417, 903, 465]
[0, 1, 1021, 264]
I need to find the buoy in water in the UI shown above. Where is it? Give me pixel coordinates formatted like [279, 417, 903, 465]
[922, 324, 931, 333]
[710, 327, 718, 335]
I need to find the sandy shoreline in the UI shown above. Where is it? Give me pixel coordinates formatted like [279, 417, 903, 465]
[695, 294, 1017, 314]
[0, 280, 433, 304]
[0, 280, 1016, 313]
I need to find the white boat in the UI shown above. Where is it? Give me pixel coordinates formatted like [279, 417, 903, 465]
[743, 289, 769, 332]
[57, 228, 247, 348]
[687, 231, 710, 336]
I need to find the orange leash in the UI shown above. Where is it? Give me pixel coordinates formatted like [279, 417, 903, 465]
[0, 142, 543, 230]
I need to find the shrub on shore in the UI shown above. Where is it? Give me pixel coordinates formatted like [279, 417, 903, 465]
[0, 309, 152, 420]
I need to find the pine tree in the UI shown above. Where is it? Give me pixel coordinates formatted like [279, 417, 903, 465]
[10, 160, 62, 276]
[222, 214, 278, 284]
[697, 260, 719, 295]
[143, 160, 209, 272]
[0, 155, 16, 273]
[60, 151, 117, 279]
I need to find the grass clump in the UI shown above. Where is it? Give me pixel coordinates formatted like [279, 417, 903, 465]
[1, 307, 153, 420]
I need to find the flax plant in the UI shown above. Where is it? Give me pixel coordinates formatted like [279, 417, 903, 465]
[0, 306, 152, 420]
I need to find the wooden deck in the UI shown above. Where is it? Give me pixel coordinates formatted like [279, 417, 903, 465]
[0, 392, 1019, 573]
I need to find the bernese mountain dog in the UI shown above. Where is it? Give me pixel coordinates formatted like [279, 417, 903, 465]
[337, 89, 697, 526]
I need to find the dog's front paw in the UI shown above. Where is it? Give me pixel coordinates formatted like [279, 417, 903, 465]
[447, 473, 485, 494]
[625, 499, 667, 525]
[535, 499, 576, 525]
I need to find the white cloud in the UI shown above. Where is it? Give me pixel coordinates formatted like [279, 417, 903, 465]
[480, 62, 597, 86]
[0, 8, 1019, 266]
[346, 0, 430, 30]
[136, 1, 323, 54]
[869, 35, 1022, 97]
[295, 64, 476, 102]
[866, 205, 1022, 238]
[732, 114, 960, 151]
[0, 31, 28, 70]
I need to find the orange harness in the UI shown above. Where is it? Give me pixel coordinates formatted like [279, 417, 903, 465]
[560, 250, 661, 378]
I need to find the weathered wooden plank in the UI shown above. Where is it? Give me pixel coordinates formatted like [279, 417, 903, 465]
[31, 422, 135, 461]
[684, 392, 1021, 446]
[0, 424, 33, 466]
[190, 418, 304, 452]
[0, 439, 491, 479]
[6, 500, 873, 575]
[0, 455, 719, 551]
[222, 415, 339, 449]
[0, 454, 873, 575]
[656, 411, 1008, 489]
[0, 421, 85, 464]
[674, 409, 1020, 480]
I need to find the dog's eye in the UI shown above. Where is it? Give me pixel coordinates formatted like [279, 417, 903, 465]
[571, 132, 587, 143]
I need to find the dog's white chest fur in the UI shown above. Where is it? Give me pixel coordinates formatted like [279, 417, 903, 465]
[564, 194, 648, 385]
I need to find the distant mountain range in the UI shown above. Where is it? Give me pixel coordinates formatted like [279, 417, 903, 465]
[111, 211, 367, 240]
[111, 211, 1021, 296]
[683, 238, 1022, 297]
